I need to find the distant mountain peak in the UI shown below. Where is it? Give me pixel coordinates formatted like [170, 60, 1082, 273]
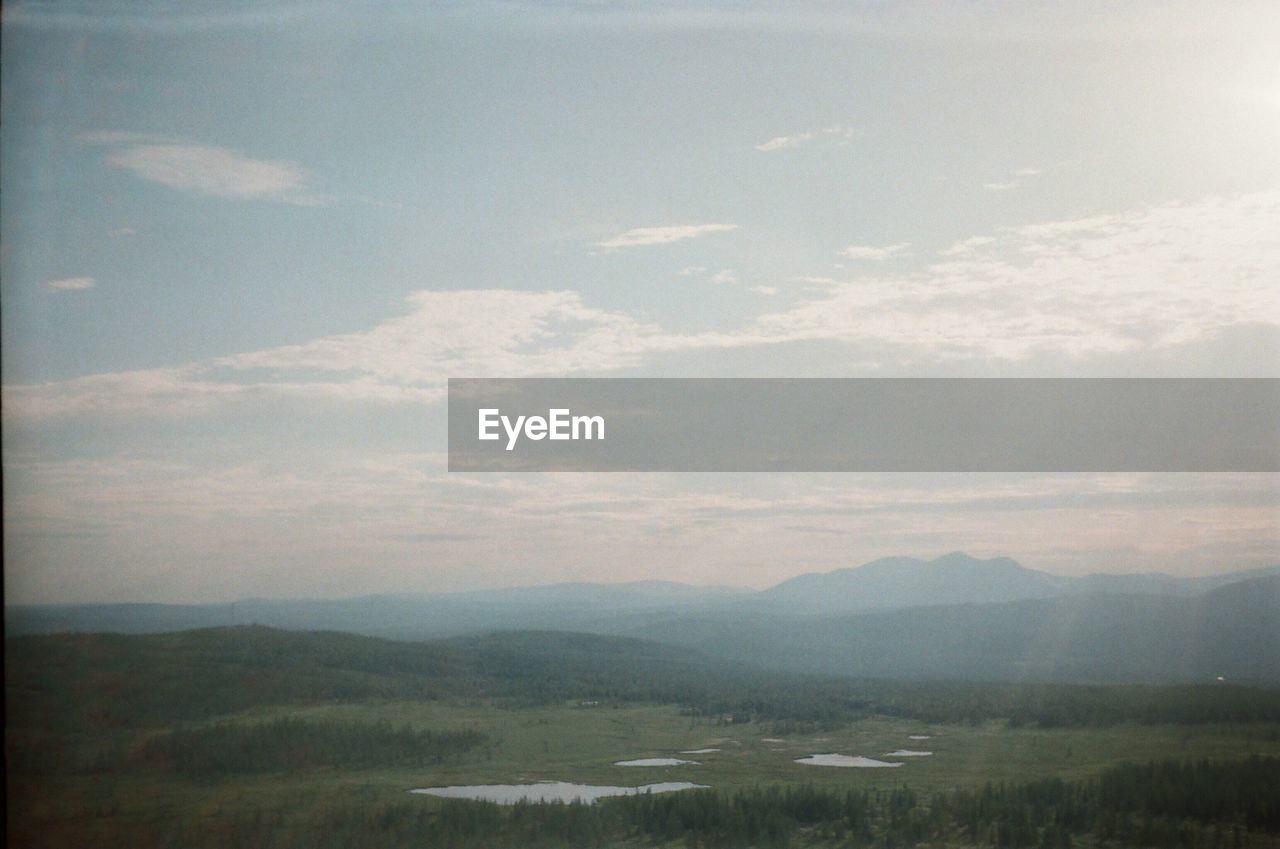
[860, 551, 1022, 570]
[759, 552, 1060, 614]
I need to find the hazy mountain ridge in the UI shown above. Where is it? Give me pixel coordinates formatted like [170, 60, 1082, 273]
[8, 554, 1278, 684]
[624, 576, 1280, 684]
[10, 552, 1275, 635]
[3, 581, 746, 639]
[755, 552, 1066, 613]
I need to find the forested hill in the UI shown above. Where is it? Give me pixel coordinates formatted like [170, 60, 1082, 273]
[3, 627, 724, 730]
[8, 626, 1280, 735]
[7, 573, 1279, 688]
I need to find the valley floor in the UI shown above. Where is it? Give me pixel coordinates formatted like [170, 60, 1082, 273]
[9, 700, 1280, 848]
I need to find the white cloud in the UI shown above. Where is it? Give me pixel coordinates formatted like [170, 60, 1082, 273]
[755, 132, 814, 152]
[839, 242, 910, 261]
[5, 368, 255, 419]
[218, 289, 660, 381]
[938, 236, 996, 257]
[104, 143, 318, 204]
[7, 192, 1277, 422]
[79, 130, 175, 145]
[678, 267, 738, 285]
[3, 290, 678, 420]
[752, 286, 779, 295]
[45, 276, 95, 291]
[596, 223, 737, 249]
[822, 126, 859, 142]
[752, 191, 1280, 361]
[984, 166, 1043, 192]
[755, 126, 858, 152]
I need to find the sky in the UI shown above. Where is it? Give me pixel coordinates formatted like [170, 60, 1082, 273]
[3, 0, 1279, 603]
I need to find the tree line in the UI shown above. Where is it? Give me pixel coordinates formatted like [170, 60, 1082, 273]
[9, 627, 1280, 737]
[138, 718, 488, 776]
[121, 756, 1280, 849]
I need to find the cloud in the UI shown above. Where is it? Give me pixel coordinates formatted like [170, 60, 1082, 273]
[103, 143, 319, 204]
[9, 451, 1275, 601]
[79, 130, 175, 145]
[839, 242, 910, 261]
[755, 126, 858, 152]
[3, 290, 682, 420]
[678, 267, 738, 285]
[751, 191, 1280, 361]
[217, 289, 660, 381]
[45, 276, 95, 291]
[8, 192, 1277, 422]
[755, 132, 814, 152]
[596, 223, 737, 249]
[752, 286, 779, 295]
[3, 366, 438, 421]
[938, 236, 996, 257]
[983, 166, 1043, 192]
[824, 126, 859, 142]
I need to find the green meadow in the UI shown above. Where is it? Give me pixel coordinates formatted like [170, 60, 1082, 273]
[12, 702, 1280, 848]
[8, 628, 1280, 847]
[175, 700, 1280, 793]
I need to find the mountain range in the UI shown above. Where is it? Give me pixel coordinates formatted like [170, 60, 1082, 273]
[8, 553, 1279, 684]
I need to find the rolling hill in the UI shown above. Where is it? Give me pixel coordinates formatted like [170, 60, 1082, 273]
[7, 555, 1278, 685]
[10, 553, 1276, 638]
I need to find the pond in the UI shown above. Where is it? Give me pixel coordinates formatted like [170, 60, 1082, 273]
[795, 753, 903, 768]
[410, 781, 708, 804]
[614, 757, 699, 766]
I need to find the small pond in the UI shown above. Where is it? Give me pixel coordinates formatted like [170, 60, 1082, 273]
[795, 753, 903, 768]
[410, 781, 707, 804]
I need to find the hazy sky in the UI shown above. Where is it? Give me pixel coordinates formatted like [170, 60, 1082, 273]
[3, 1, 1279, 603]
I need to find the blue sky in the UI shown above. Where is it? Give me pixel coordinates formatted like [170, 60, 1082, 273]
[3, 1, 1279, 603]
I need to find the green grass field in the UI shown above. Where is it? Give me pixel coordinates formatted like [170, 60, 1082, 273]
[12, 698, 1280, 848]
[9, 628, 1280, 847]
[217, 699, 1280, 792]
